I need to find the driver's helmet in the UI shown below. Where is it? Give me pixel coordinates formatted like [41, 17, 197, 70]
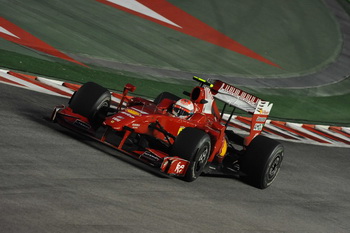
[172, 99, 194, 119]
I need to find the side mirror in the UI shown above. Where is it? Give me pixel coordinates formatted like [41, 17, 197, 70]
[117, 83, 136, 111]
[125, 83, 136, 92]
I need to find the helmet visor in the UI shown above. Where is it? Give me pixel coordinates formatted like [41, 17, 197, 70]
[173, 106, 192, 117]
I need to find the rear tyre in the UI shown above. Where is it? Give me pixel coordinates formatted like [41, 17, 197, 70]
[69, 82, 111, 124]
[171, 127, 211, 182]
[239, 135, 284, 189]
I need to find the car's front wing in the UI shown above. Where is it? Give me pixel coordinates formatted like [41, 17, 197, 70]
[51, 106, 190, 177]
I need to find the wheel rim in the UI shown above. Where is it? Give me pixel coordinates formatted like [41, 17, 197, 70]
[267, 154, 282, 182]
[99, 99, 110, 109]
[195, 146, 209, 173]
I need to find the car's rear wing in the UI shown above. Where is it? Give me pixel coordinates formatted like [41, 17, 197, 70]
[193, 76, 273, 145]
[211, 80, 266, 114]
[193, 77, 273, 115]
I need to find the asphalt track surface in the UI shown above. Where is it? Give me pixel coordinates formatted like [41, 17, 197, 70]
[1, 83, 350, 233]
[71, 0, 350, 88]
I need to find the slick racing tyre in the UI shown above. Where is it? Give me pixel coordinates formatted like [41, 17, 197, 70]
[69, 82, 111, 124]
[171, 127, 211, 182]
[239, 135, 284, 189]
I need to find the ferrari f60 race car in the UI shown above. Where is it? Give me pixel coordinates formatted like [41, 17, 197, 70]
[51, 76, 284, 189]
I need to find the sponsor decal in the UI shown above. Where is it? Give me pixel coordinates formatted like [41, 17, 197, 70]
[177, 126, 185, 135]
[256, 116, 267, 122]
[259, 110, 270, 115]
[96, 0, 280, 68]
[131, 107, 148, 115]
[126, 108, 141, 116]
[111, 115, 126, 123]
[254, 123, 264, 131]
[219, 82, 260, 106]
[254, 100, 273, 115]
[174, 162, 185, 174]
[112, 116, 121, 122]
[0, 17, 86, 67]
[121, 111, 135, 118]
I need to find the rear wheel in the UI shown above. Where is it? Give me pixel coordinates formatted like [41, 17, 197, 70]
[69, 82, 111, 124]
[171, 127, 211, 182]
[239, 135, 284, 189]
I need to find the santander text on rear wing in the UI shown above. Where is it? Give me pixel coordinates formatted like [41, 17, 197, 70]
[210, 80, 272, 115]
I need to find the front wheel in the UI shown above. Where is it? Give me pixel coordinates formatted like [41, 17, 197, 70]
[69, 82, 111, 125]
[171, 127, 211, 182]
[239, 135, 284, 189]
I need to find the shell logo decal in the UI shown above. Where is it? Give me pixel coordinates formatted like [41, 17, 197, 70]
[177, 126, 186, 135]
[126, 108, 141, 116]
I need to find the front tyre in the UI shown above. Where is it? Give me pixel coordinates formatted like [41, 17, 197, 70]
[69, 82, 111, 125]
[239, 135, 284, 189]
[171, 127, 211, 182]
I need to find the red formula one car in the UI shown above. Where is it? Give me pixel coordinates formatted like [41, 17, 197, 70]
[51, 76, 284, 189]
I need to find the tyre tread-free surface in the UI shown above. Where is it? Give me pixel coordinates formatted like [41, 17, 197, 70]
[69, 82, 111, 122]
